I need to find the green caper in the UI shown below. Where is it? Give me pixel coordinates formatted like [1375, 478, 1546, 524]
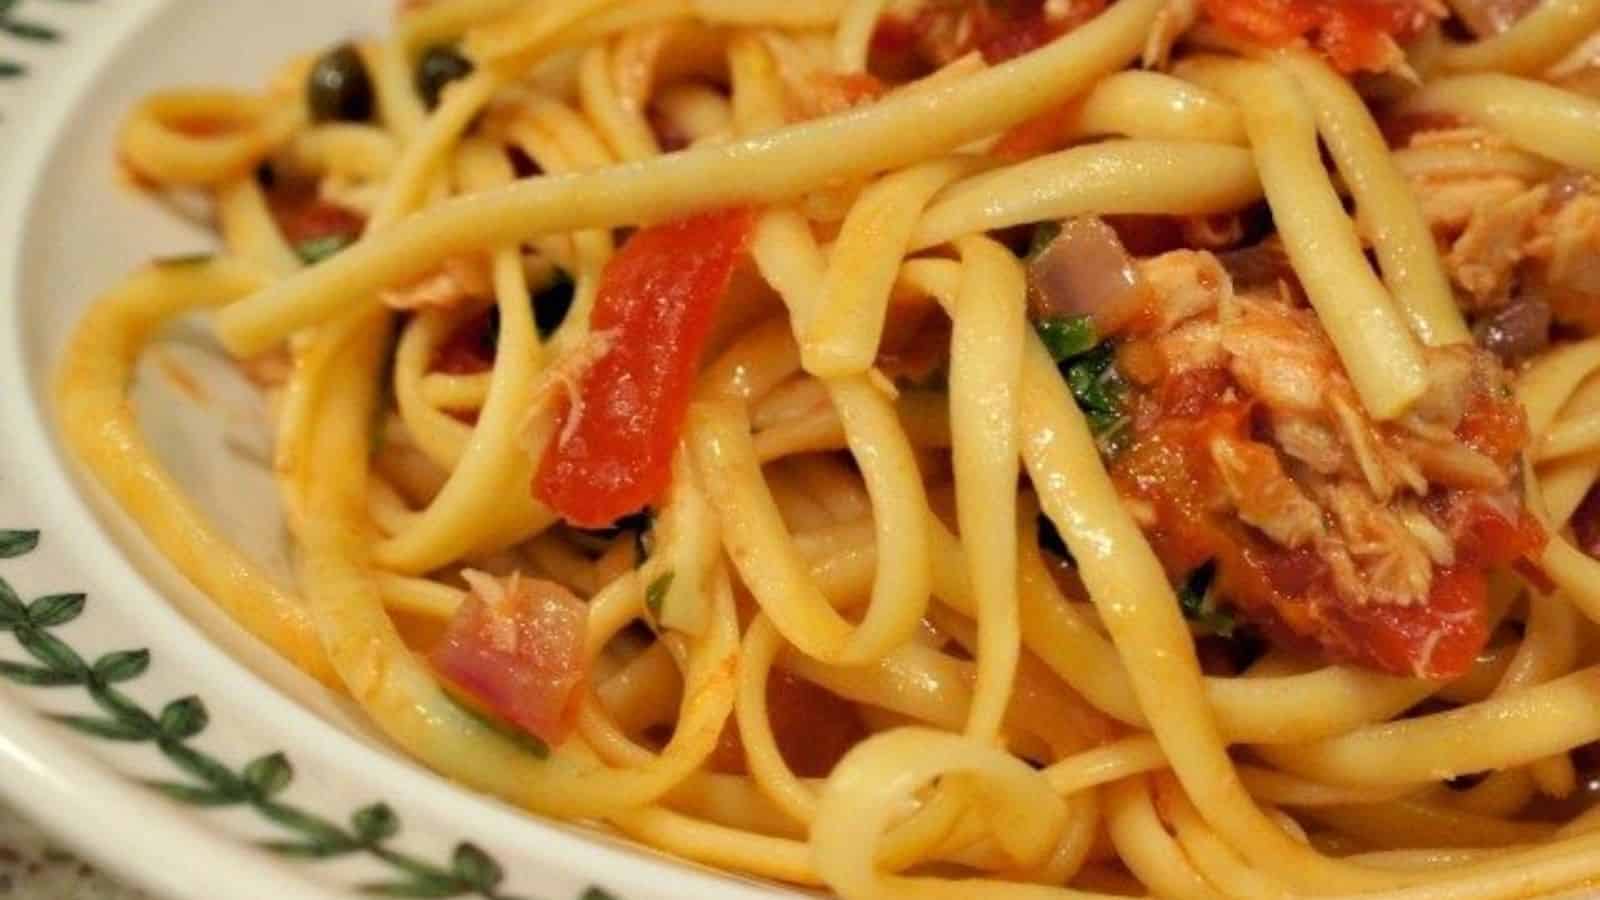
[416, 44, 475, 110]
[307, 43, 374, 123]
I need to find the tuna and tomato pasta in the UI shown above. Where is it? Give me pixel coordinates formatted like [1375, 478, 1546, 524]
[54, 0, 1600, 896]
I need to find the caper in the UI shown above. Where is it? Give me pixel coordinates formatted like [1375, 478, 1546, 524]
[307, 43, 374, 123]
[416, 44, 475, 110]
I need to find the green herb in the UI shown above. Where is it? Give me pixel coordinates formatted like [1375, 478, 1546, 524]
[154, 253, 214, 268]
[1177, 562, 1236, 637]
[1062, 342, 1130, 452]
[442, 694, 550, 761]
[1, 17, 58, 43]
[645, 572, 675, 618]
[1031, 313, 1130, 456]
[296, 233, 354, 265]
[0, 528, 551, 899]
[1035, 315, 1098, 363]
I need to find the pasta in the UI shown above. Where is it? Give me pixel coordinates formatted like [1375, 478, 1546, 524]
[51, 0, 1600, 897]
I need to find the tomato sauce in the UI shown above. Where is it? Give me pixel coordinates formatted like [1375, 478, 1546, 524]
[1113, 365, 1541, 680]
[535, 208, 754, 528]
[871, 0, 1107, 73]
[1201, 0, 1440, 73]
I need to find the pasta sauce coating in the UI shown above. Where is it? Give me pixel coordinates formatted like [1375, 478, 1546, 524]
[56, 0, 1600, 896]
[1201, 0, 1440, 73]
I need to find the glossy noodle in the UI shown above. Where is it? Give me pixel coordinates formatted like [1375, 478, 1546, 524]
[53, 0, 1600, 897]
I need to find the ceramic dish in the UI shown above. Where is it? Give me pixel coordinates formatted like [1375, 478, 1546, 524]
[0, 2, 799, 897]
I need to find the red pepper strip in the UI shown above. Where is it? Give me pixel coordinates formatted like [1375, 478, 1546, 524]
[535, 208, 754, 528]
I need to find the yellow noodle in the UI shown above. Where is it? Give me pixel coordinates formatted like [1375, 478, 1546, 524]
[1181, 56, 1427, 419]
[1438, 0, 1600, 75]
[60, 4, 1600, 898]
[1400, 75, 1600, 175]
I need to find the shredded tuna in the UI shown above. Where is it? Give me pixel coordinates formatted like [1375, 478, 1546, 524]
[382, 257, 493, 311]
[1318, 480, 1435, 607]
[1402, 129, 1600, 344]
[1448, 185, 1547, 308]
[1210, 435, 1325, 549]
[1138, 250, 1229, 330]
[1113, 249, 1535, 628]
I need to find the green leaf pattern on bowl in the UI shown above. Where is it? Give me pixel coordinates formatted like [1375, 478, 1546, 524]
[0, 528, 628, 900]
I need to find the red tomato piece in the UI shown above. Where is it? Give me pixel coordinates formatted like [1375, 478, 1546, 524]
[991, 99, 1082, 161]
[1447, 495, 1547, 570]
[535, 208, 754, 528]
[1113, 395, 1510, 681]
[1201, 0, 1440, 73]
[1457, 387, 1530, 470]
[871, 0, 1106, 72]
[266, 181, 367, 247]
[431, 575, 588, 747]
[283, 202, 366, 246]
[1319, 567, 1488, 680]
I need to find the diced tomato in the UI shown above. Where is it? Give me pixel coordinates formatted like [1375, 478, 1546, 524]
[1318, 567, 1488, 680]
[1447, 495, 1547, 569]
[1201, 0, 1441, 74]
[820, 72, 887, 107]
[871, 0, 1106, 73]
[266, 179, 368, 248]
[535, 208, 754, 528]
[431, 576, 588, 747]
[283, 202, 366, 246]
[1457, 387, 1530, 470]
[992, 99, 1082, 161]
[1113, 395, 1506, 681]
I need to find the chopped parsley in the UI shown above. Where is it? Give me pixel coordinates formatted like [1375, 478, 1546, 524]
[442, 693, 550, 759]
[154, 253, 215, 268]
[645, 572, 675, 618]
[295, 234, 354, 265]
[1032, 317, 1131, 456]
[1177, 562, 1236, 638]
[1063, 343, 1127, 435]
[1036, 315, 1099, 363]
